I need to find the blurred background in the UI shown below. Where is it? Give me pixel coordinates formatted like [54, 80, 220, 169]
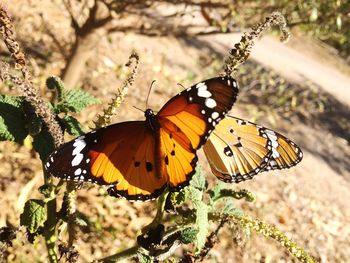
[0, 0, 349, 262]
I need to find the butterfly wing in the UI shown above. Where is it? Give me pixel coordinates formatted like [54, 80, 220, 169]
[46, 76, 239, 200]
[261, 128, 303, 171]
[203, 116, 272, 183]
[45, 122, 167, 200]
[158, 76, 239, 190]
[203, 115, 303, 183]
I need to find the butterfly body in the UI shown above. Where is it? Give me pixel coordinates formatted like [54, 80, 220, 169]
[46, 76, 239, 200]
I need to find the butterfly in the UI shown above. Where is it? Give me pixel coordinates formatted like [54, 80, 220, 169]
[203, 115, 303, 183]
[45, 76, 239, 201]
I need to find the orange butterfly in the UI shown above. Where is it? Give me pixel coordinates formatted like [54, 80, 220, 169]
[203, 115, 303, 183]
[45, 77, 239, 201]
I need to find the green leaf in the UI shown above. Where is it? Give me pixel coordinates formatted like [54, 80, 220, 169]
[222, 201, 244, 218]
[180, 227, 198, 244]
[190, 169, 207, 191]
[54, 89, 100, 113]
[188, 187, 209, 252]
[20, 199, 46, 234]
[46, 76, 66, 102]
[137, 253, 152, 263]
[194, 199, 209, 252]
[170, 190, 188, 205]
[186, 169, 210, 252]
[222, 189, 256, 202]
[32, 130, 55, 162]
[62, 115, 85, 136]
[207, 181, 226, 203]
[0, 95, 28, 142]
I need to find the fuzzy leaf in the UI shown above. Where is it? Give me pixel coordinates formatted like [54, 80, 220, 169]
[207, 181, 226, 204]
[54, 89, 100, 113]
[190, 169, 207, 191]
[188, 187, 209, 252]
[219, 189, 256, 202]
[194, 199, 209, 252]
[0, 95, 28, 142]
[171, 189, 187, 205]
[32, 130, 55, 162]
[222, 201, 244, 217]
[20, 199, 46, 234]
[180, 227, 198, 244]
[137, 253, 152, 263]
[46, 76, 66, 102]
[62, 115, 85, 136]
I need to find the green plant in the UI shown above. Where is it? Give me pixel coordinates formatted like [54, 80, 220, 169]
[0, 9, 315, 263]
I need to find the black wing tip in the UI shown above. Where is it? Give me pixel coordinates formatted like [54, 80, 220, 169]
[107, 184, 167, 202]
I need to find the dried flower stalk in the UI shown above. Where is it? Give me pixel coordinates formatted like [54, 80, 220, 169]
[225, 11, 290, 76]
[0, 7, 64, 147]
[94, 51, 139, 129]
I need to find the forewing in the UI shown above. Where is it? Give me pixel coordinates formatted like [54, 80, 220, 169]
[156, 76, 239, 189]
[45, 122, 167, 201]
[158, 76, 239, 150]
[261, 128, 303, 171]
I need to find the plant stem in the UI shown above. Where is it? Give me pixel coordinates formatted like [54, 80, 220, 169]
[142, 188, 169, 234]
[44, 197, 58, 263]
[97, 245, 140, 262]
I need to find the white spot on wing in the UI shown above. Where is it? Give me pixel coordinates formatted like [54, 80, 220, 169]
[270, 160, 277, 166]
[196, 82, 206, 88]
[211, 112, 219, 119]
[265, 129, 277, 141]
[271, 148, 280, 158]
[74, 168, 82, 176]
[198, 89, 212, 98]
[71, 139, 86, 167]
[197, 85, 212, 98]
[205, 98, 217, 108]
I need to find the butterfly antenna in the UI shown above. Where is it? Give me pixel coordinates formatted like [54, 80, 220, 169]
[146, 80, 156, 109]
[177, 82, 186, 91]
[133, 105, 144, 112]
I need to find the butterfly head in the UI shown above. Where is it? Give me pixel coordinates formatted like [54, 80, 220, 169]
[145, 108, 159, 131]
[144, 108, 154, 117]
